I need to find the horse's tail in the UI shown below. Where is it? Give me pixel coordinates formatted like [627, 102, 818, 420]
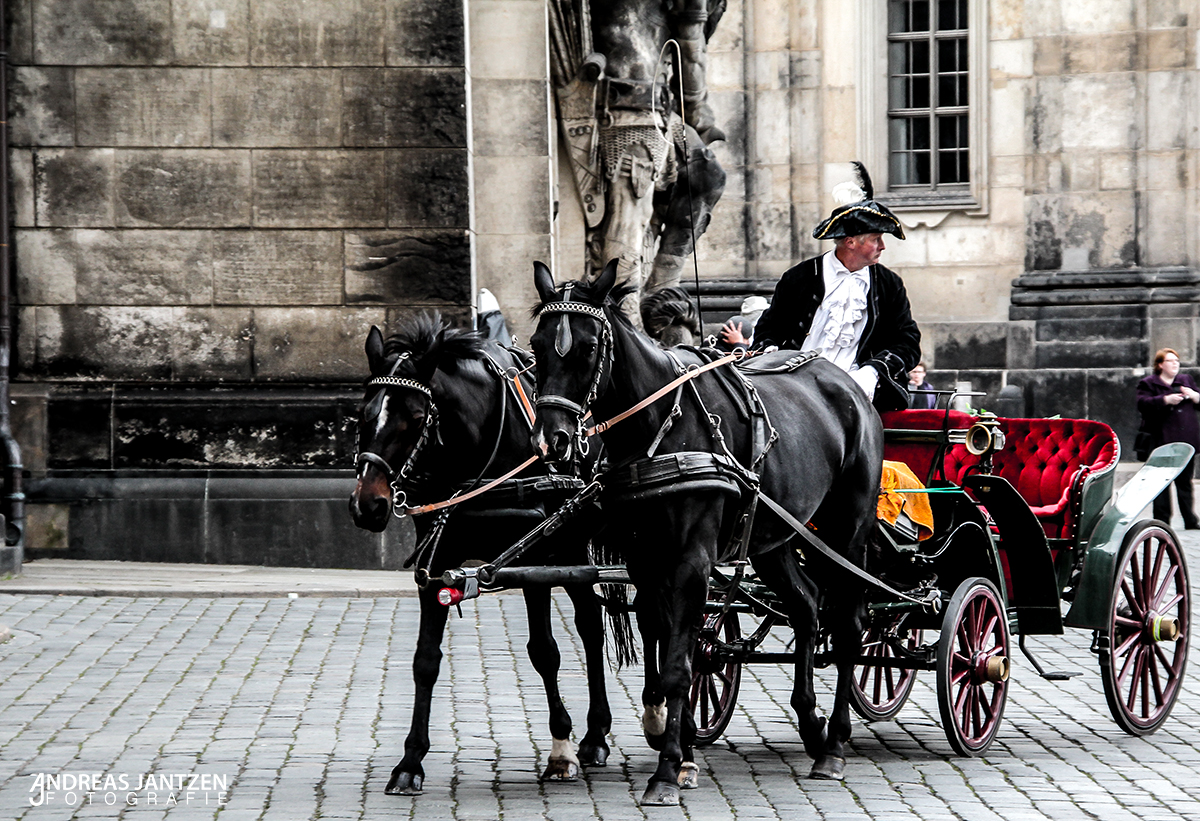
[589, 540, 639, 668]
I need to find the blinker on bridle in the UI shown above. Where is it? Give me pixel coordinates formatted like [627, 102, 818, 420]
[356, 352, 440, 516]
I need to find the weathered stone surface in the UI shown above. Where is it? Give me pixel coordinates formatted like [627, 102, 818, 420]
[172, 0, 250, 65]
[35, 149, 115, 227]
[474, 231, 552, 344]
[10, 385, 50, 476]
[250, 0, 385, 66]
[34, 0, 173, 65]
[76, 68, 212, 147]
[111, 392, 355, 468]
[213, 231, 343, 305]
[9, 0, 33, 64]
[1022, 369, 1089, 420]
[386, 149, 470, 228]
[471, 156, 550, 235]
[168, 308, 255, 380]
[343, 68, 467, 148]
[929, 322, 1009, 369]
[253, 150, 387, 228]
[115, 150, 252, 227]
[16, 229, 76, 304]
[1034, 317, 1146, 342]
[10, 67, 75, 147]
[12, 151, 35, 227]
[469, 78, 547, 156]
[212, 69, 341, 147]
[1034, 339, 1148, 369]
[387, 0, 465, 66]
[30, 306, 178, 379]
[468, 0, 546, 80]
[344, 230, 471, 305]
[47, 390, 115, 468]
[18, 228, 213, 306]
[252, 307, 387, 380]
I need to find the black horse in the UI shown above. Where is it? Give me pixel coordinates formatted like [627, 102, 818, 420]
[529, 260, 883, 805]
[349, 315, 617, 794]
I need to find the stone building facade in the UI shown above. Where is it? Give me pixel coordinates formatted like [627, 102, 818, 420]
[7, 0, 1199, 564]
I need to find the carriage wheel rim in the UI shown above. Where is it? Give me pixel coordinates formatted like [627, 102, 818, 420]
[690, 611, 741, 741]
[950, 591, 1006, 747]
[938, 578, 1008, 754]
[852, 625, 921, 719]
[1108, 526, 1189, 730]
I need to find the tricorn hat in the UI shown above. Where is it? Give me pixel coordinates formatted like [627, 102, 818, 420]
[812, 162, 905, 241]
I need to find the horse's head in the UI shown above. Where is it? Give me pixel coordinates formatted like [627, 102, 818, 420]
[349, 316, 484, 531]
[529, 259, 618, 465]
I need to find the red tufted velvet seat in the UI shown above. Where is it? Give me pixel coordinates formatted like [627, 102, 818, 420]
[881, 412, 1119, 541]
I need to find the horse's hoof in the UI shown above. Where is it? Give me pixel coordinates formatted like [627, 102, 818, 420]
[542, 758, 579, 782]
[578, 740, 609, 767]
[385, 770, 423, 795]
[641, 781, 681, 806]
[809, 756, 846, 781]
[677, 762, 700, 790]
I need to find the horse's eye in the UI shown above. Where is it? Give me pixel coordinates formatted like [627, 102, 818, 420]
[581, 341, 598, 357]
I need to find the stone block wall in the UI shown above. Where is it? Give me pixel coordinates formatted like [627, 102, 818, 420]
[7, 0, 471, 566]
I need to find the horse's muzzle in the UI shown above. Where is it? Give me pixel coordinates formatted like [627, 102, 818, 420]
[531, 425, 573, 465]
[349, 478, 391, 532]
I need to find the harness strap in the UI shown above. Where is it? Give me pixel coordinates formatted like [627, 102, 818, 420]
[586, 350, 742, 436]
[400, 455, 540, 516]
[756, 492, 937, 609]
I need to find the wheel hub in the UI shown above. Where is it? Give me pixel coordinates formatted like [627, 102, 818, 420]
[973, 653, 1009, 684]
[1145, 612, 1181, 643]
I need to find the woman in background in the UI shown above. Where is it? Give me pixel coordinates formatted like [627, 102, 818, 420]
[1136, 347, 1200, 529]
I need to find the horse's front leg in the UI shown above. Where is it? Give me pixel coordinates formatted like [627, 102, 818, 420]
[641, 558, 709, 806]
[635, 589, 666, 750]
[386, 587, 450, 795]
[522, 585, 579, 781]
[563, 582, 612, 767]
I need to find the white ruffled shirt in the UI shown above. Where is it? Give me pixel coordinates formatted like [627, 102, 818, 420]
[800, 251, 878, 397]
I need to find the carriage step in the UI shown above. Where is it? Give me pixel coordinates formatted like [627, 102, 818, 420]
[1019, 634, 1081, 681]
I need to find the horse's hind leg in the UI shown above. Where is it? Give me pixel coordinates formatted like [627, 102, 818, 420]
[563, 583, 612, 767]
[751, 548, 830, 766]
[635, 591, 666, 750]
[523, 585, 579, 781]
[818, 583, 867, 781]
[387, 587, 450, 795]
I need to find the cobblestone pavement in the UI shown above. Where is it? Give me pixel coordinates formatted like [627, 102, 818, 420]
[1, 536, 1199, 820]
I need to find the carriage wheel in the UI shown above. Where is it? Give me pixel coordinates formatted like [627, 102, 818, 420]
[690, 609, 742, 746]
[1099, 521, 1190, 736]
[850, 620, 923, 722]
[936, 577, 1009, 756]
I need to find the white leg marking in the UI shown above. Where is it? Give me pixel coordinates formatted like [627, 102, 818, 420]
[643, 700, 667, 737]
[551, 737, 580, 767]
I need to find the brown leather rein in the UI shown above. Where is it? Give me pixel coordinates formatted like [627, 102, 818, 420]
[398, 348, 746, 516]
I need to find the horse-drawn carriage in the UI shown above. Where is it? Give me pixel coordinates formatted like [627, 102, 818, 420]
[352, 265, 1191, 803]
[687, 409, 1191, 755]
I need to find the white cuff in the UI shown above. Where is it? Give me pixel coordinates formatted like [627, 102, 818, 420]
[850, 365, 878, 399]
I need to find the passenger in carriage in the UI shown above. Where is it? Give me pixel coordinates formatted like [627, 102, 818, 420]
[1136, 347, 1200, 530]
[751, 162, 920, 412]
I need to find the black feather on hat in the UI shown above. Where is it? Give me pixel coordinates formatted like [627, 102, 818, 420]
[812, 162, 905, 241]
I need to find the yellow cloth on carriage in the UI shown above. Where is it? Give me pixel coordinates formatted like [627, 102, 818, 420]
[877, 461, 934, 541]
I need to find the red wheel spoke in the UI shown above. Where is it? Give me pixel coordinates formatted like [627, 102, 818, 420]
[1147, 649, 1166, 708]
[1125, 646, 1148, 713]
[1121, 579, 1145, 621]
[1151, 540, 1166, 590]
[1151, 565, 1180, 612]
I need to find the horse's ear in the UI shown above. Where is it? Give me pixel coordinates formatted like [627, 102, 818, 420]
[365, 326, 386, 374]
[534, 261, 557, 303]
[596, 258, 619, 300]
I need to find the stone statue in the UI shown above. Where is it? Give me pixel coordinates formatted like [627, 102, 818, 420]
[549, 0, 726, 327]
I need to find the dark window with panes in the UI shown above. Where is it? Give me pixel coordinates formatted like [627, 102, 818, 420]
[887, 0, 968, 191]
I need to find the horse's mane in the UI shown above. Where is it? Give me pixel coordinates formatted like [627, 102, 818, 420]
[640, 286, 700, 346]
[382, 312, 486, 369]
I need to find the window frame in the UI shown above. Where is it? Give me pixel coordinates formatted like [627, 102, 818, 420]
[858, 0, 988, 214]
